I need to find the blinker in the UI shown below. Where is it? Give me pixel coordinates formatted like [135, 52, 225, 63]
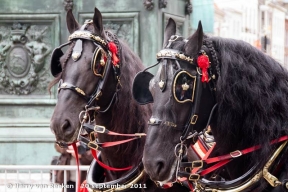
[132, 71, 154, 105]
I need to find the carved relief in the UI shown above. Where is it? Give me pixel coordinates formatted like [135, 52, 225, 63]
[63, 0, 73, 11]
[159, 0, 167, 9]
[185, 0, 193, 15]
[0, 23, 52, 95]
[143, 0, 154, 11]
[104, 21, 133, 48]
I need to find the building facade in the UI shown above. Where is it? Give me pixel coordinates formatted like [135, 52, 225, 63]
[0, 0, 192, 165]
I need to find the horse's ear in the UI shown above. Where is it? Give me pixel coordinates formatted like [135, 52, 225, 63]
[93, 7, 105, 37]
[163, 18, 176, 48]
[66, 10, 80, 34]
[185, 21, 204, 57]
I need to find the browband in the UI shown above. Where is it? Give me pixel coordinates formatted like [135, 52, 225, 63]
[68, 30, 107, 46]
[156, 49, 194, 64]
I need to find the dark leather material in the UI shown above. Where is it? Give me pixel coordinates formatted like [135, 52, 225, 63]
[50, 42, 70, 77]
[132, 71, 154, 105]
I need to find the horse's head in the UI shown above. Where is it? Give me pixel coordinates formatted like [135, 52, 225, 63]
[50, 8, 119, 144]
[133, 19, 218, 182]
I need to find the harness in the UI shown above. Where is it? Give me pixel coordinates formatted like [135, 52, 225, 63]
[51, 20, 146, 191]
[132, 35, 288, 191]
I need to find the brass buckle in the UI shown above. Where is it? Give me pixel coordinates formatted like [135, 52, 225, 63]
[87, 142, 98, 150]
[90, 132, 96, 141]
[230, 150, 242, 158]
[135, 133, 146, 138]
[192, 160, 203, 168]
[189, 174, 200, 181]
[190, 115, 198, 124]
[95, 91, 102, 100]
[94, 125, 106, 133]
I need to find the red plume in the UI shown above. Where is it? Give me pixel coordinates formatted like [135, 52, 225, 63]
[108, 42, 120, 66]
[197, 55, 210, 82]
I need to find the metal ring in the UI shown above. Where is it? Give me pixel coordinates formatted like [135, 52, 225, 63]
[174, 143, 188, 158]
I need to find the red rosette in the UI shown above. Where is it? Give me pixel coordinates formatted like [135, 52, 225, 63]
[197, 55, 210, 82]
[108, 42, 120, 66]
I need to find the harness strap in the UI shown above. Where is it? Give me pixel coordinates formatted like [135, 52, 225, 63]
[205, 135, 288, 164]
[79, 135, 140, 150]
[180, 135, 288, 181]
[72, 143, 81, 192]
[83, 123, 146, 137]
[91, 149, 132, 171]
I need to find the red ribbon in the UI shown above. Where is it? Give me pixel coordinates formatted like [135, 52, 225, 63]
[108, 42, 120, 66]
[197, 54, 210, 82]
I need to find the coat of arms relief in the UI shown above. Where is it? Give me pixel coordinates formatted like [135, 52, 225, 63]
[0, 23, 52, 95]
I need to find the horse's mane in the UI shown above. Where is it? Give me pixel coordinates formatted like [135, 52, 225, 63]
[108, 39, 152, 166]
[210, 36, 288, 163]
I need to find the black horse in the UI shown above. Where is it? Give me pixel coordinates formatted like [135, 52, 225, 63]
[133, 18, 288, 191]
[49, 8, 188, 192]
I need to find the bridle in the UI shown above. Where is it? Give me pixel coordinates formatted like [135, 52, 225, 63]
[132, 35, 288, 191]
[132, 35, 219, 187]
[51, 20, 146, 191]
[51, 19, 122, 144]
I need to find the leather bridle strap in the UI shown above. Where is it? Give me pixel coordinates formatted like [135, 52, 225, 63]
[91, 149, 132, 171]
[72, 143, 81, 192]
[205, 135, 288, 164]
[82, 123, 146, 137]
[79, 135, 140, 151]
[180, 135, 288, 180]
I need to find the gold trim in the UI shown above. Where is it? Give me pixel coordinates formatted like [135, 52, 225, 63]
[181, 82, 189, 91]
[75, 87, 86, 96]
[156, 49, 193, 64]
[190, 115, 198, 125]
[197, 141, 288, 192]
[192, 160, 203, 168]
[175, 53, 193, 63]
[68, 31, 107, 45]
[163, 121, 177, 127]
[95, 91, 102, 100]
[173, 71, 197, 103]
[263, 141, 287, 187]
[92, 48, 108, 78]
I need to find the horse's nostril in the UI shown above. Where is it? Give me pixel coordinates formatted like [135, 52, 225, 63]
[156, 160, 165, 175]
[61, 120, 71, 132]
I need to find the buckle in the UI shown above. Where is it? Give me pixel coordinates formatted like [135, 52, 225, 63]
[135, 133, 146, 138]
[192, 160, 203, 168]
[230, 150, 242, 158]
[190, 115, 198, 124]
[87, 142, 98, 150]
[94, 125, 106, 133]
[89, 132, 97, 141]
[189, 174, 200, 181]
